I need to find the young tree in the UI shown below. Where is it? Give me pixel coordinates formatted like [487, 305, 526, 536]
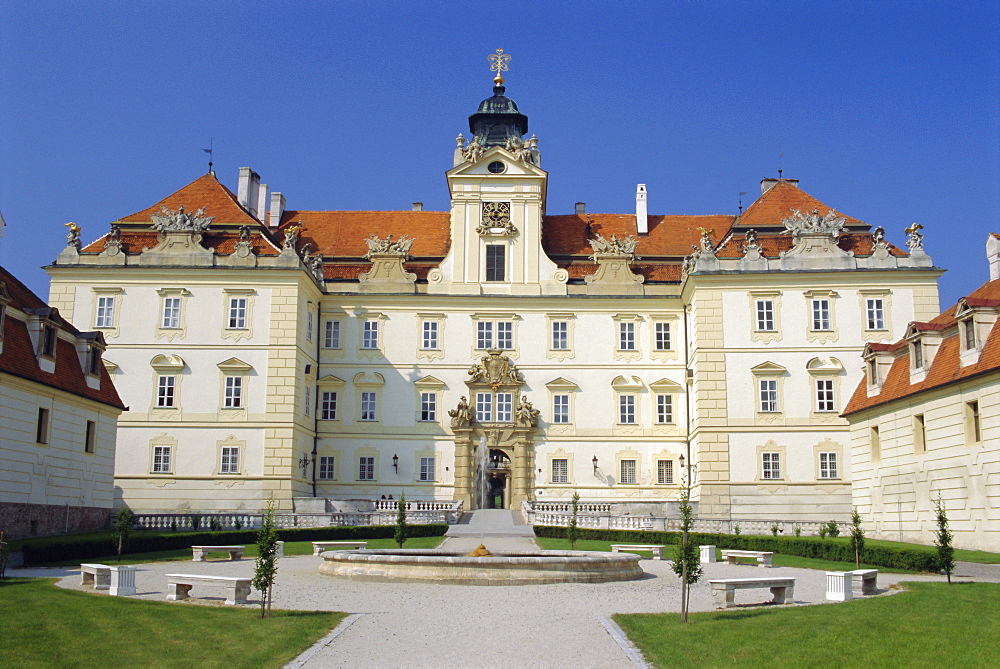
[252, 499, 279, 618]
[0, 531, 9, 582]
[850, 507, 865, 569]
[672, 472, 702, 623]
[934, 495, 955, 584]
[112, 507, 135, 563]
[394, 493, 408, 548]
[567, 491, 580, 550]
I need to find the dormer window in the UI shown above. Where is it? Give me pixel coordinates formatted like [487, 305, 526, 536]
[40, 324, 56, 357]
[963, 319, 977, 350]
[912, 340, 923, 369]
[867, 359, 879, 386]
[89, 347, 103, 375]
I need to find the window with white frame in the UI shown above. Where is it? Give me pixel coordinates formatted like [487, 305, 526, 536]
[963, 319, 977, 350]
[867, 359, 879, 385]
[912, 340, 924, 369]
[476, 392, 512, 422]
[655, 394, 673, 424]
[759, 379, 778, 412]
[360, 391, 377, 421]
[654, 322, 671, 350]
[485, 244, 506, 282]
[476, 392, 493, 422]
[422, 321, 439, 350]
[819, 452, 838, 479]
[162, 297, 181, 329]
[39, 324, 56, 357]
[756, 299, 775, 331]
[157, 376, 176, 408]
[620, 459, 637, 484]
[866, 298, 886, 330]
[551, 458, 568, 483]
[324, 320, 341, 349]
[220, 446, 240, 474]
[362, 320, 379, 349]
[476, 320, 513, 350]
[318, 456, 335, 480]
[551, 321, 568, 350]
[815, 379, 835, 412]
[618, 321, 636, 351]
[152, 445, 172, 473]
[95, 295, 115, 328]
[496, 393, 513, 422]
[420, 392, 437, 421]
[358, 456, 375, 481]
[619, 394, 636, 424]
[552, 394, 569, 424]
[967, 400, 982, 443]
[657, 459, 674, 485]
[320, 391, 338, 420]
[419, 457, 436, 482]
[812, 298, 831, 331]
[224, 376, 243, 408]
[304, 386, 311, 417]
[762, 452, 781, 479]
[228, 297, 247, 329]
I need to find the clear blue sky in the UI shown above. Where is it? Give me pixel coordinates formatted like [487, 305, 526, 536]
[2, 1, 998, 310]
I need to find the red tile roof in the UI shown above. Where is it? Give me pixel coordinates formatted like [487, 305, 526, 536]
[843, 278, 1000, 415]
[715, 231, 907, 259]
[543, 214, 734, 257]
[118, 173, 260, 227]
[0, 266, 126, 410]
[735, 181, 864, 230]
[82, 230, 281, 256]
[279, 210, 452, 259]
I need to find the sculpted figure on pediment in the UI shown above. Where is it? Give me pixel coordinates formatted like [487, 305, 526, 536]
[588, 233, 638, 259]
[151, 205, 214, 232]
[782, 208, 846, 238]
[364, 234, 413, 259]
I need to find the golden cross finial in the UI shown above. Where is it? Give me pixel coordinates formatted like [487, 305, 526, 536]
[489, 48, 511, 85]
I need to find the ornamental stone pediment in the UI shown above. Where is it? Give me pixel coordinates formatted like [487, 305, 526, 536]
[467, 349, 524, 391]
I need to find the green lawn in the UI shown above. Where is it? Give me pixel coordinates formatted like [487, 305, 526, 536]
[615, 582, 1000, 668]
[0, 578, 345, 668]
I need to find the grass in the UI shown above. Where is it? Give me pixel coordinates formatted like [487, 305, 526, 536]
[0, 578, 345, 668]
[615, 582, 1000, 668]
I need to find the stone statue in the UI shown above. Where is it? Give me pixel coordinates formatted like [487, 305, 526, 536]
[872, 226, 885, 245]
[108, 224, 122, 243]
[515, 396, 540, 427]
[782, 208, 846, 238]
[364, 234, 413, 259]
[150, 205, 214, 232]
[468, 364, 485, 382]
[64, 222, 81, 249]
[307, 252, 324, 278]
[283, 224, 301, 250]
[588, 233, 638, 259]
[239, 225, 251, 244]
[905, 223, 924, 251]
[462, 138, 485, 163]
[697, 227, 715, 253]
[448, 396, 472, 427]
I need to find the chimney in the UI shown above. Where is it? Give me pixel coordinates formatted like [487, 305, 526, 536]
[237, 167, 261, 219]
[575, 202, 586, 214]
[412, 202, 423, 211]
[636, 184, 648, 235]
[269, 192, 286, 229]
[760, 177, 800, 194]
[988, 233, 1000, 281]
[256, 184, 270, 224]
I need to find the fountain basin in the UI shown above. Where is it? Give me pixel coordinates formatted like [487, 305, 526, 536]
[318, 549, 644, 585]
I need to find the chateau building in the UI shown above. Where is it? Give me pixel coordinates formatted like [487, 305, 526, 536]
[45, 69, 942, 523]
[843, 236, 1000, 551]
[0, 264, 124, 538]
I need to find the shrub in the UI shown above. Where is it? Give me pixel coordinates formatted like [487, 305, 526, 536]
[819, 524, 829, 539]
[190, 516, 201, 532]
[770, 523, 780, 537]
[733, 523, 741, 536]
[826, 521, 841, 538]
[794, 525, 802, 537]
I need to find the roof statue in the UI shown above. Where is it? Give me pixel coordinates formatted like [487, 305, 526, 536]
[150, 205, 214, 232]
[697, 227, 715, 253]
[64, 222, 81, 249]
[588, 233, 638, 259]
[782, 208, 846, 238]
[364, 234, 413, 259]
[905, 223, 925, 251]
[283, 224, 301, 251]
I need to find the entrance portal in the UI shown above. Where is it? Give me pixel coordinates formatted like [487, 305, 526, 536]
[486, 449, 510, 509]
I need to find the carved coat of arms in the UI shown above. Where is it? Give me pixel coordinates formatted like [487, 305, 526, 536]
[468, 349, 523, 391]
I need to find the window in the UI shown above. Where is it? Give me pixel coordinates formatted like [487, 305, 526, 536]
[819, 452, 838, 479]
[476, 393, 493, 422]
[657, 459, 674, 485]
[477, 321, 493, 349]
[419, 457, 436, 482]
[654, 322, 671, 351]
[227, 297, 247, 329]
[40, 325, 56, 357]
[224, 376, 243, 408]
[485, 244, 506, 281]
[358, 456, 375, 481]
[496, 322, 512, 349]
[360, 391, 376, 421]
[619, 395, 636, 424]
[963, 320, 976, 350]
[551, 458, 568, 484]
[496, 393, 513, 422]
[912, 340, 923, 369]
[162, 297, 181, 329]
[84, 420, 97, 453]
[816, 379, 835, 412]
[552, 395, 569, 424]
[967, 401, 982, 443]
[304, 386, 311, 417]
[152, 445, 171, 473]
[88, 347, 103, 376]
[656, 394, 673, 424]
[420, 392, 437, 421]
[318, 456, 335, 480]
[618, 322, 636, 351]
[620, 459, 637, 485]
[320, 391, 338, 420]
[866, 298, 885, 330]
[475, 392, 513, 422]
[759, 379, 778, 412]
[756, 299, 775, 331]
[36, 408, 50, 444]
[762, 452, 781, 479]
[95, 296, 115, 328]
[476, 321, 512, 350]
[422, 321, 439, 350]
[551, 321, 568, 350]
[157, 376, 176, 408]
[812, 299, 831, 331]
[870, 426, 881, 461]
[867, 359, 879, 386]
[914, 414, 926, 453]
[324, 320, 341, 349]
[306, 310, 313, 341]
[362, 320, 379, 349]
[220, 446, 240, 474]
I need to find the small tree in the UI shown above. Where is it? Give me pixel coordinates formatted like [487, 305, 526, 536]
[0, 531, 9, 582]
[826, 520, 841, 538]
[770, 523, 780, 537]
[567, 491, 580, 549]
[732, 523, 741, 536]
[934, 495, 955, 584]
[394, 493, 408, 548]
[252, 499, 279, 618]
[850, 507, 865, 569]
[112, 507, 135, 563]
[672, 472, 702, 623]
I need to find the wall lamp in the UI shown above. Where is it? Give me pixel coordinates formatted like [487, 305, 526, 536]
[592, 455, 599, 474]
[392, 454, 399, 472]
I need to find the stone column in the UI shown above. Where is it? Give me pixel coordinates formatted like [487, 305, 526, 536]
[510, 435, 535, 509]
[453, 430, 474, 509]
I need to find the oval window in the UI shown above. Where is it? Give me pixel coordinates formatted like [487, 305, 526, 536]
[487, 161, 506, 174]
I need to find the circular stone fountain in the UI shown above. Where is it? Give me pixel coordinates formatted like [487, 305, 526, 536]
[318, 548, 644, 585]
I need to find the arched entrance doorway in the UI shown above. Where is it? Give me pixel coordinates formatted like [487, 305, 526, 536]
[485, 449, 511, 509]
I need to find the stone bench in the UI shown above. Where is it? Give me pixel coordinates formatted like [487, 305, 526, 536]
[610, 544, 665, 560]
[852, 569, 878, 595]
[720, 549, 773, 567]
[80, 563, 111, 590]
[312, 541, 367, 556]
[709, 577, 795, 608]
[165, 574, 252, 605]
[191, 545, 244, 561]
